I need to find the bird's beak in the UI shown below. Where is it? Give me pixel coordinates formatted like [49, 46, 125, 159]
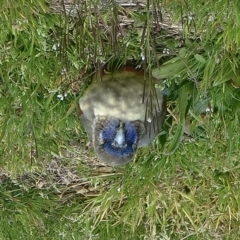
[114, 123, 125, 146]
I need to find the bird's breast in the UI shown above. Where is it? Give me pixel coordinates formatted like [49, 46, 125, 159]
[93, 91, 146, 121]
[80, 77, 148, 121]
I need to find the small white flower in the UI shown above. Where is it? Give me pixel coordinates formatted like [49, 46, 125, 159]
[117, 187, 121, 192]
[141, 52, 145, 60]
[188, 13, 194, 20]
[215, 54, 220, 64]
[61, 68, 67, 75]
[208, 13, 215, 22]
[57, 93, 67, 101]
[163, 48, 170, 54]
[205, 107, 213, 113]
[52, 42, 60, 51]
[147, 117, 152, 123]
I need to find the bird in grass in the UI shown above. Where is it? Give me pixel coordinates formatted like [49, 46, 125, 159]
[78, 66, 167, 166]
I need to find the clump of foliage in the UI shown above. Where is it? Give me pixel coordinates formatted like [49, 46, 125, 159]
[1, 0, 240, 239]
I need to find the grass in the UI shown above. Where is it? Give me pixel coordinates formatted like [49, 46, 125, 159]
[1, 0, 240, 239]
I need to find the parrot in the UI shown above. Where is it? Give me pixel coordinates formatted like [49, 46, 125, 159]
[78, 66, 167, 166]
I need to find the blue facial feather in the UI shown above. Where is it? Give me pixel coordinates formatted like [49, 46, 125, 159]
[100, 119, 118, 141]
[125, 123, 137, 144]
[100, 120, 138, 157]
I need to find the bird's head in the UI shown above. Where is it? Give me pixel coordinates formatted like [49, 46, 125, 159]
[92, 116, 145, 166]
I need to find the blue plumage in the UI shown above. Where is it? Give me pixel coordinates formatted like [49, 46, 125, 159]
[100, 120, 137, 157]
[125, 122, 138, 144]
[100, 119, 119, 142]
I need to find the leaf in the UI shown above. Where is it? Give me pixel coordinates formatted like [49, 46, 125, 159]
[231, 67, 240, 87]
[164, 124, 184, 155]
[194, 54, 206, 63]
[193, 98, 211, 116]
[213, 67, 235, 86]
[178, 82, 193, 123]
[201, 57, 216, 89]
[179, 48, 188, 58]
[234, 0, 240, 26]
[152, 57, 186, 79]
[66, 100, 78, 116]
[164, 82, 193, 154]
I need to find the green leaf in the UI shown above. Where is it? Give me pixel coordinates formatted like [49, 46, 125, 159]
[193, 98, 210, 116]
[178, 82, 193, 123]
[164, 124, 184, 155]
[179, 48, 188, 58]
[152, 57, 186, 79]
[194, 54, 206, 63]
